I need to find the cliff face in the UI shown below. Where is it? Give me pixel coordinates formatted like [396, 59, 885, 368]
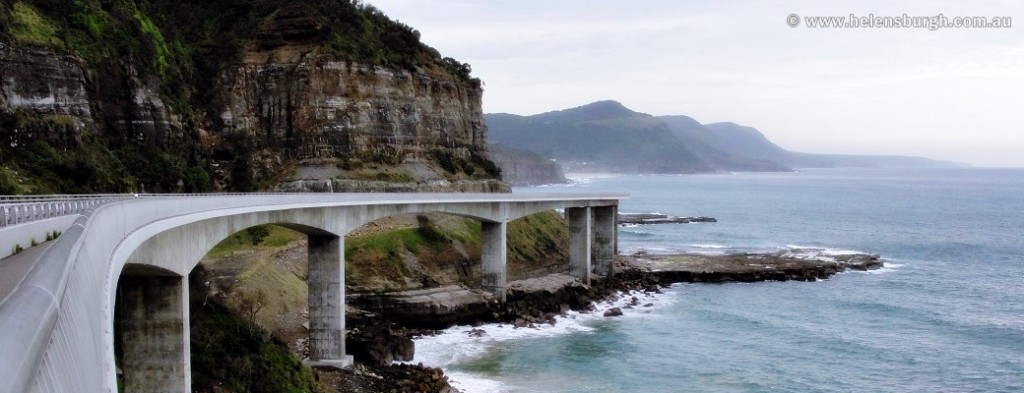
[222, 58, 485, 158]
[0, 40, 193, 193]
[217, 49, 499, 191]
[0, 42, 187, 144]
[0, 43, 93, 133]
[0, 0, 502, 194]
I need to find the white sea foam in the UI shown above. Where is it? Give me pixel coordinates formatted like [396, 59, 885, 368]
[618, 211, 663, 216]
[403, 286, 681, 389]
[779, 244, 871, 262]
[443, 371, 504, 393]
[564, 173, 618, 185]
[690, 243, 728, 249]
[852, 266, 899, 274]
[623, 245, 687, 255]
[621, 228, 652, 235]
[783, 244, 863, 255]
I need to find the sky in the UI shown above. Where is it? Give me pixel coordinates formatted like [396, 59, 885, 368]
[369, 0, 1024, 167]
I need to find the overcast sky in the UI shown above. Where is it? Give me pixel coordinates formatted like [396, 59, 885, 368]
[370, 0, 1023, 167]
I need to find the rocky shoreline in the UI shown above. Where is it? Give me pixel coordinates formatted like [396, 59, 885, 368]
[335, 250, 883, 391]
[618, 213, 717, 225]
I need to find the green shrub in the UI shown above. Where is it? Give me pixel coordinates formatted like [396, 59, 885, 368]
[7, 2, 63, 48]
[428, 149, 460, 175]
[190, 300, 315, 393]
[471, 150, 502, 178]
[0, 167, 23, 195]
[246, 226, 271, 246]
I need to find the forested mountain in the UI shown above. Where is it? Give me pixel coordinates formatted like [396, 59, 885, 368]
[489, 100, 966, 174]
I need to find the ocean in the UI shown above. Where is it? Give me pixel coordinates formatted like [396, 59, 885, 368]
[410, 168, 1024, 392]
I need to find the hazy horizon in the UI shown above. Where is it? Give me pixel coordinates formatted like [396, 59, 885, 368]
[370, 0, 1023, 167]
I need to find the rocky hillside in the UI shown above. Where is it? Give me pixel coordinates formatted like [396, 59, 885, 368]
[488, 100, 967, 174]
[0, 0, 503, 194]
[488, 143, 567, 186]
[659, 116, 792, 171]
[487, 101, 712, 174]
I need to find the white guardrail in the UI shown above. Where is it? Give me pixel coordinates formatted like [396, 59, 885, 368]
[0, 195, 125, 228]
[0, 193, 291, 229]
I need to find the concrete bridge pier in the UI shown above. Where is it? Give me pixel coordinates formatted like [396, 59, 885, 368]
[480, 221, 508, 301]
[116, 274, 190, 393]
[567, 207, 593, 284]
[592, 205, 618, 276]
[305, 234, 353, 369]
[567, 205, 618, 284]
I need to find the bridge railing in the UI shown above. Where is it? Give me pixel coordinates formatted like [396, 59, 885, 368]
[0, 197, 122, 228]
[0, 193, 295, 229]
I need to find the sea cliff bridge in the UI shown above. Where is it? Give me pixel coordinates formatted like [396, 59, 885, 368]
[0, 193, 624, 393]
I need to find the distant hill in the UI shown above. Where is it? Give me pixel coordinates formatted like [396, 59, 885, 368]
[486, 101, 712, 173]
[791, 153, 969, 169]
[487, 100, 968, 174]
[686, 121, 967, 169]
[658, 117, 791, 172]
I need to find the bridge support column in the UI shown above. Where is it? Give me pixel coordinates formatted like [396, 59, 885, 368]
[117, 275, 190, 393]
[306, 234, 353, 369]
[567, 207, 592, 284]
[592, 205, 617, 276]
[480, 221, 508, 302]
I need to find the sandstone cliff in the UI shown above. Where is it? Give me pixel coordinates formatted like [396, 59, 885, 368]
[0, 0, 504, 194]
[218, 47, 502, 192]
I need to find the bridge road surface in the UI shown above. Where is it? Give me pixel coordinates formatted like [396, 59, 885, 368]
[0, 241, 53, 303]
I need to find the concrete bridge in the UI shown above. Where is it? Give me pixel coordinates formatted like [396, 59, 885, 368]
[0, 193, 624, 393]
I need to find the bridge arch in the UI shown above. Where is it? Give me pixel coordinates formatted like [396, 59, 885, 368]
[114, 209, 353, 391]
[0, 193, 623, 393]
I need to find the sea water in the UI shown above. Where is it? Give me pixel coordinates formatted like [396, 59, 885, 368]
[410, 168, 1024, 392]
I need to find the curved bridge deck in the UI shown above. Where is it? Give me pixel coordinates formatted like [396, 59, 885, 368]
[0, 192, 625, 393]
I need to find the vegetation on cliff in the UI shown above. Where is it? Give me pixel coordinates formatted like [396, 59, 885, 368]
[1, 0, 478, 109]
[345, 211, 568, 292]
[0, 0, 488, 194]
[189, 298, 316, 393]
